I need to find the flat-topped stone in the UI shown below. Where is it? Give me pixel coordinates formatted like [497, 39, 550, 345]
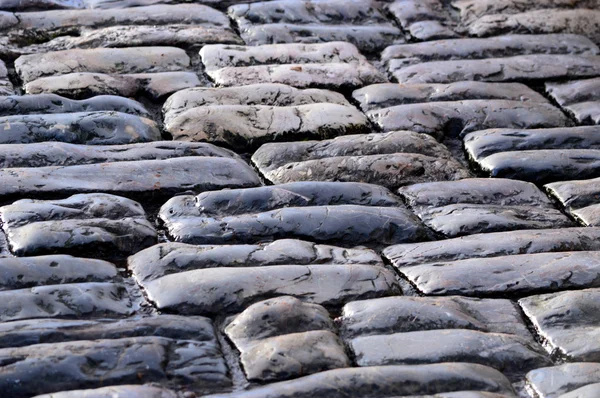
[251, 132, 471, 189]
[200, 42, 386, 89]
[0, 111, 160, 145]
[546, 177, 600, 226]
[557, 383, 600, 398]
[33, 385, 179, 398]
[546, 78, 600, 124]
[129, 239, 382, 283]
[159, 182, 430, 247]
[520, 288, 600, 361]
[527, 363, 600, 398]
[387, 0, 458, 41]
[206, 363, 515, 397]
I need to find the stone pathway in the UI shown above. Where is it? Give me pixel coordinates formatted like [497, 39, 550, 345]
[0, 0, 599, 397]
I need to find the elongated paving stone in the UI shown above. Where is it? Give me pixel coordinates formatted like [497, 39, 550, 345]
[251, 131, 471, 189]
[527, 363, 600, 398]
[0, 193, 156, 258]
[129, 239, 382, 283]
[33, 385, 178, 398]
[399, 179, 573, 237]
[520, 288, 600, 361]
[200, 42, 386, 89]
[206, 363, 516, 397]
[229, 0, 402, 53]
[387, 0, 459, 41]
[159, 182, 430, 246]
[546, 78, 600, 124]
[546, 178, 600, 226]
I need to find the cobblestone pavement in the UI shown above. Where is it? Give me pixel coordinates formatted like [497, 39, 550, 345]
[0, 0, 599, 397]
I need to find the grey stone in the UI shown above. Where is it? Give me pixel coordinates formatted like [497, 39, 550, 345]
[0, 111, 160, 145]
[352, 82, 549, 112]
[0, 141, 241, 169]
[0, 255, 116, 290]
[338, 296, 531, 340]
[200, 42, 386, 89]
[0, 94, 149, 117]
[558, 383, 600, 398]
[546, 78, 600, 124]
[166, 103, 370, 150]
[0, 315, 219, 348]
[0, 336, 230, 397]
[468, 9, 600, 45]
[392, 55, 600, 84]
[520, 288, 600, 361]
[251, 132, 471, 189]
[33, 385, 179, 398]
[0, 282, 133, 322]
[0, 60, 12, 96]
[0, 157, 261, 201]
[546, 178, 600, 211]
[399, 251, 600, 297]
[139, 263, 400, 315]
[206, 363, 515, 397]
[25, 72, 201, 100]
[350, 329, 549, 374]
[16, 47, 190, 84]
[366, 100, 568, 138]
[384, 227, 600, 268]
[387, 0, 459, 41]
[527, 363, 600, 398]
[0, 193, 156, 258]
[129, 239, 382, 284]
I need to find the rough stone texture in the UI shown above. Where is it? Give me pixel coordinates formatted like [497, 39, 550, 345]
[546, 177, 600, 226]
[139, 263, 400, 315]
[0, 157, 261, 201]
[546, 78, 600, 124]
[200, 42, 387, 89]
[33, 385, 179, 398]
[520, 288, 600, 361]
[0, 111, 160, 145]
[387, 0, 459, 41]
[527, 363, 600, 398]
[0, 60, 13, 95]
[384, 227, 600, 268]
[400, 251, 600, 298]
[206, 363, 516, 397]
[251, 131, 471, 189]
[338, 296, 532, 340]
[129, 239, 382, 283]
[399, 178, 573, 237]
[159, 182, 430, 247]
[557, 383, 600, 398]
[229, 0, 402, 53]
[0, 193, 156, 258]
[0, 0, 260, 11]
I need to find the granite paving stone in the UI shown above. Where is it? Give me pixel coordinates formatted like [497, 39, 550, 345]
[546, 178, 600, 226]
[387, 0, 459, 41]
[32, 385, 179, 398]
[546, 78, 600, 125]
[526, 363, 600, 398]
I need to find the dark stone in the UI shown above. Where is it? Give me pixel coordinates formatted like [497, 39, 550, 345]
[526, 363, 600, 398]
[206, 363, 515, 397]
[546, 78, 600, 124]
[0, 193, 156, 258]
[520, 288, 600, 361]
[546, 178, 600, 211]
[33, 385, 179, 398]
[0, 111, 161, 145]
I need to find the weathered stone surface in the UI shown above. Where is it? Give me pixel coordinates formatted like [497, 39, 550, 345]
[33, 385, 179, 398]
[0, 336, 230, 397]
[229, 0, 402, 53]
[546, 78, 600, 124]
[0, 111, 160, 145]
[387, 0, 459, 41]
[251, 132, 471, 189]
[350, 329, 549, 374]
[338, 296, 531, 340]
[163, 83, 349, 125]
[201, 42, 386, 89]
[129, 239, 382, 283]
[206, 363, 516, 397]
[0, 157, 261, 201]
[0, 282, 133, 322]
[139, 263, 400, 315]
[352, 82, 549, 112]
[0, 315, 218, 348]
[468, 10, 600, 45]
[384, 227, 600, 268]
[399, 179, 573, 237]
[0, 0, 257, 11]
[0, 60, 12, 95]
[16, 47, 190, 84]
[400, 251, 600, 297]
[0, 94, 149, 117]
[166, 103, 370, 150]
[0, 255, 116, 290]
[382, 34, 599, 71]
[527, 363, 600, 398]
[392, 55, 600, 84]
[240, 330, 350, 381]
[557, 383, 600, 398]
[366, 100, 568, 138]
[25, 71, 201, 100]
[546, 178, 600, 211]
[520, 288, 600, 361]
[0, 141, 240, 168]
